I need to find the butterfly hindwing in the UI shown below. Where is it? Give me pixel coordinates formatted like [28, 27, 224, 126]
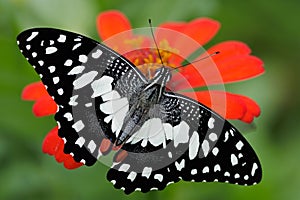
[107, 92, 262, 194]
[17, 28, 147, 165]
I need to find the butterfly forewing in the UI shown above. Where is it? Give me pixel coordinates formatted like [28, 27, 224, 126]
[17, 28, 147, 165]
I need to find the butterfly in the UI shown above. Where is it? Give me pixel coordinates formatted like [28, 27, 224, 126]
[17, 28, 262, 194]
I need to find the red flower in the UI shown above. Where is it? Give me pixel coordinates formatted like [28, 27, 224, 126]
[22, 10, 264, 169]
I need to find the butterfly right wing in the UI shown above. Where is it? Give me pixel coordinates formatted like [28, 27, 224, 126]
[106, 92, 262, 194]
[17, 28, 147, 166]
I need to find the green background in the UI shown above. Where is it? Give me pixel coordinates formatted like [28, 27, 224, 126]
[1, 0, 299, 199]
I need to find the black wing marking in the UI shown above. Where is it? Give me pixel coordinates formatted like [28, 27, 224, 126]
[17, 28, 147, 166]
[107, 92, 262, 194]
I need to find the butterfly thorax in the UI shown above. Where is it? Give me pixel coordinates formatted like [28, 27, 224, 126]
[115, 67, 171, 146]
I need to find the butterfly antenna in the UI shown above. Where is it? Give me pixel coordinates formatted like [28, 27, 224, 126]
[148, 19, 164, 66]
[171, 51, 220, 71]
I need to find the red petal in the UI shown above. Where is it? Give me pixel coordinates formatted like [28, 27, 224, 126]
[22, 81, 48, 101]
[96, 10, 132, 41]
[170, 41, 262, 90]
[181, 91, 247, 120]
[238, 95, 261, 123]
[159, 18, 220, 46]
[182, 18, 220, 46]
[207, 41, 252, 61]
[56, 146, 83, 169]
[156, 28, 204, 66]
[214, 55, 264, 84]
[33, 95, 57, 117]
[159, 22, 186, 33]
[156, 18, 220, 64]
[63, 156, 83, 169]
[42, 126, 83, 169]
[42, 126, 60, 156]
[54, 138, 66, 163]
[169, 55, 220, 91]
[170, 54, 264, 91]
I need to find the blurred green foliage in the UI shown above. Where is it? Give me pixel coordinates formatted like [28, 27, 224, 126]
[1, 0, 300, 199]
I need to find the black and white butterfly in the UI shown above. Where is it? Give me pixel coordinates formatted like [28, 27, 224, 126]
[17, 28, 262, 194]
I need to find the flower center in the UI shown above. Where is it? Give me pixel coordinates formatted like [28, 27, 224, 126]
[123, 39, 179, 79]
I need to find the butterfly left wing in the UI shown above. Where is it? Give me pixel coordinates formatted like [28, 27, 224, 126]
[107, 92, 262, 194]
[17, 28, 147, 166]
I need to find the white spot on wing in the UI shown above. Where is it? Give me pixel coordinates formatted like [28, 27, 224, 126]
[104, 115, 113, 123]
[147, 118, 165, 147]
[119, 164, 130, 172]
[127, 171, 137, 182]
[142, 167, 152, 179]
[38, 60, 44, 66]
[234, 173, 240, 179]
[209, 132, 218, 142]
[175, 159, 185, 171]
[100, 98, 128, 115]
[236, 141, 244, 150]
[85, 102, 92, 107]
[131, 120, 151, 144]
[88, 140, 96, 153]
[46, 47, 57, 54]
[73, 71, 98, 89]
[69, 95, 78, 106]
[72, 43, 81, 50]
[173, 121, 189, 147]
[92, 49, 103, 59]
[57, 34, 66, 43]
[91, 75, 114, 98]
[202, 166, 209, 173]
[63, 112, 73, 121]
[214, 164, 221, 172]
[212, 147, 219, 156]
[208, 117, 215, 129]
[224, 171, 230, 177]
[189, 131, 200, 160]
[191, 169, 197, 175]
[27, 32, 38, 41]
[154, 174, 163, 182]
[57, 88, 64, 95]
[68, 65, 85, 75]
[80, 159, 86, 164]
[64, 59, 73, 66]
[72, 120, 84, 132]
[231, 154, 238, 166]
[224, 131, 229, 142]
[75, 137, 85, 147]
[162, 123, 173, 140]
[79, 54, 88, 63]
[201, 139, 210, 157]
[53, 77, 59, 84]
[101, 98, 129, 134]
[48, 66, 55, 73]
[101, 90, 121, 102]
[251, 163, 258, 176]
